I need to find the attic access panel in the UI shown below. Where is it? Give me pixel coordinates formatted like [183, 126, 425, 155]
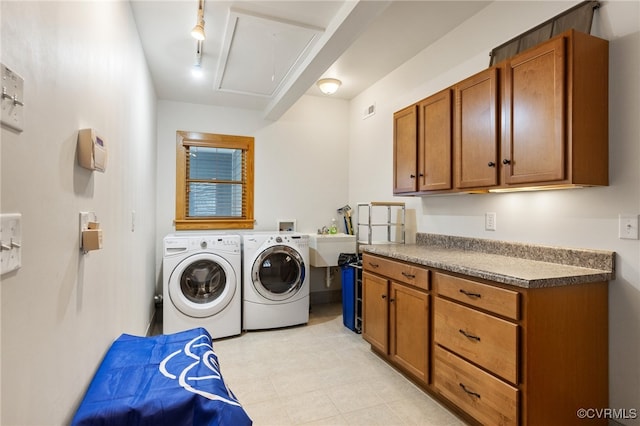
[214, 9, 322, 97]
[489, 0, 599, 66]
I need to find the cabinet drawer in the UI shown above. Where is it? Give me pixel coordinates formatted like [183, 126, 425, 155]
[434, 297, 518, 384]
[434, 272, 519, 320]
[434, 346, 518, 426]
[363, 254, 429, 290]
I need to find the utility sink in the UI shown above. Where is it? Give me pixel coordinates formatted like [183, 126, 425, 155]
[308, 233, 356, 267]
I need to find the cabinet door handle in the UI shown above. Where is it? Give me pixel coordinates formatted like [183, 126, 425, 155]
[410, 174, 416, 178]
[459, 383, 481, 399]
[459, 329, 481, 342]
[389, 298, 395, 303]
[368, 262, 379, 268]
[487, 161, 496, 167]
[381, 295, 386, 299]
[401, 272, 415, 279]
[459, 289, 482, 299]
[502, 158, 511, 165]
[419, 173, 424, 177]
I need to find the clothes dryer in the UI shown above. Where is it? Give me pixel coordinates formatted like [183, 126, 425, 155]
[163, 234, 241, 339]
[242, 233, 310, 330]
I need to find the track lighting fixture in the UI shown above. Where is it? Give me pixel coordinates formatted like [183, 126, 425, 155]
[191, 0, 205, 41]
[191, 40, 204, 78]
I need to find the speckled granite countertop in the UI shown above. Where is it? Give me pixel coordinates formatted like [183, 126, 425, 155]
[361, 233, 615, 288]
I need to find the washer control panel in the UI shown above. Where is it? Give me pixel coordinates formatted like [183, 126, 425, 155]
[164, 235, 241, 256]
[196, 236, 241, 253]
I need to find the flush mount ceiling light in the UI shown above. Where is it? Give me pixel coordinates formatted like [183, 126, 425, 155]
[191, 0, 206, 41]
[317, 78, 341, 95]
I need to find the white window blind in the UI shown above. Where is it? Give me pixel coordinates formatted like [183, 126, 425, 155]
[186, 146, 245, 218]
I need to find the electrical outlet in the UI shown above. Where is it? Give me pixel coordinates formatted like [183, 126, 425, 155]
[619, 214, 639, 240]
[485, 212, 497, 231]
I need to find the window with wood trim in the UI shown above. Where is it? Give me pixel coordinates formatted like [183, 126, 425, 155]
[175, 131, 254, 230]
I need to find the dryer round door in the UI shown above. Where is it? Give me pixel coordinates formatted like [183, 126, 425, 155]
[251, 245, 306, 301]
[168, 252, 237, 318]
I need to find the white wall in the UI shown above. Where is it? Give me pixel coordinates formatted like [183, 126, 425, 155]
[0, 2, 157, 425]
[349, 1, 640, 424]
[156, 95, 350, 293]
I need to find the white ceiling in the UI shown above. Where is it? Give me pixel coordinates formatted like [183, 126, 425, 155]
[130, 0, 490, 120]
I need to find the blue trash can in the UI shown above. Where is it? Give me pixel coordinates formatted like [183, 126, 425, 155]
[341, 265, 357, 332]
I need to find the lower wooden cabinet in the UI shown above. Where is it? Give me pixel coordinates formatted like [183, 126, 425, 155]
[434, 296, 518, 384]
[362, 271, 388, 354]
[433, 346, 519, 426]
[362, 254, 430, 385]
[389, 282, 429, 383]
[362, 253, 609, 426]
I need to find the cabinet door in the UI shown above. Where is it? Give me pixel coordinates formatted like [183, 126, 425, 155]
[454, 68, 499, 189]
[418, 89, 452, 191]
[389, 282, 429, 384]
[362, 272, 389, 354]
[502, 36, 566, 185]
[393, 105, 418, 194]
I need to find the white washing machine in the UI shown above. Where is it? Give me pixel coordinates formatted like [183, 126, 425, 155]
[163, 234, 242, 339]
[242, 232, 310, 330]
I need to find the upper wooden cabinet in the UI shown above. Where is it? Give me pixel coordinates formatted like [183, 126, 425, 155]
[418, 89, 453, 191]
[393, 105, 418, 194]
[454, 68, 499, 189]
[393, 89, 453, 194]
[501, 29, 609, 188]
[393, 29, 608, 195]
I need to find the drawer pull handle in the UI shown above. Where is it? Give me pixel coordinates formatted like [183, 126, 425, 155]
[368, 262, 379, 268]
[459, 289, 482, 299]
[459, 329, 481, 342]
[459, 383, 481, 399]
[401, 272, 415, 279]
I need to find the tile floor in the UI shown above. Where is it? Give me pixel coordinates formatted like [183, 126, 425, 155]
[208, 303, 467, 426]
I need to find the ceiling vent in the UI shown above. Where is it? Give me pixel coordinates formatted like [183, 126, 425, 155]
[214, 9, 322, 98]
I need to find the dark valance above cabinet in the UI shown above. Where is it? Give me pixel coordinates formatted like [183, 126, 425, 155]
[489, 0, 599, 66]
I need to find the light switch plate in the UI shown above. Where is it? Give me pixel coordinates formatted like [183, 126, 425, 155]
[619, 214, 639, 240]
[1, 213, 22, 275]
[1, 64, 25, 133]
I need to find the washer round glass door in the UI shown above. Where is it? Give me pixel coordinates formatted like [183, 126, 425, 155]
[169, 252, 236, 318]
[251, 245, 305, 301]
